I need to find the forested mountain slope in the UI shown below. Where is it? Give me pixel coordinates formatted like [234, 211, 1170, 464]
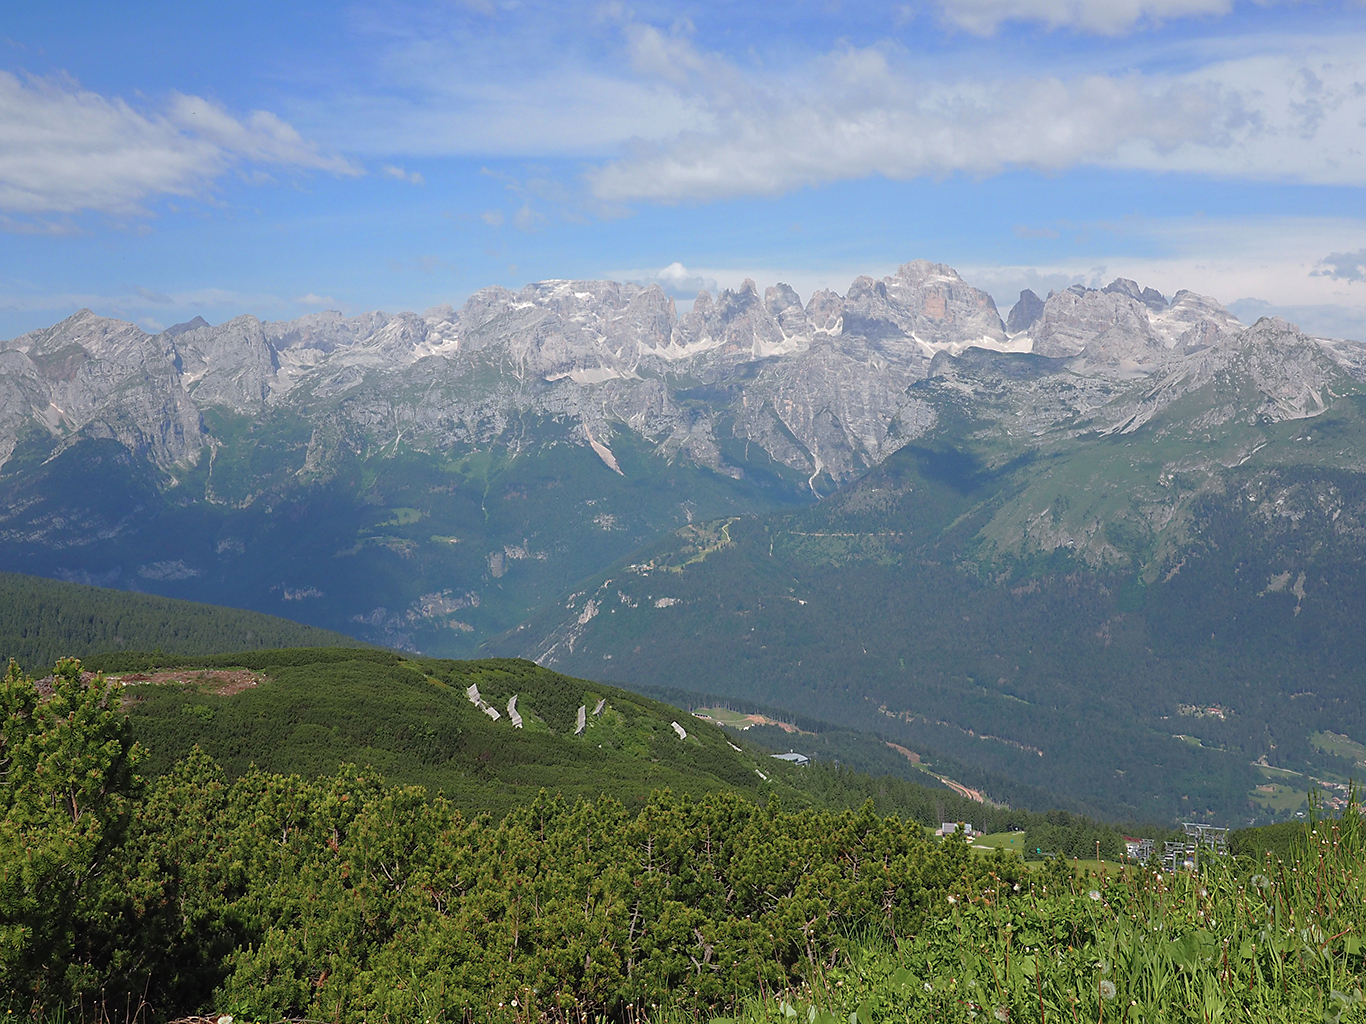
[0, 571, 361, 671]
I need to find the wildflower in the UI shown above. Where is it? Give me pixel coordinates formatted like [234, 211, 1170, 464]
[994, 1006, 1010, 1021]
[1088, 890, 1101, 901]
[1099, 980, 1117, 1001]
[511, 1000, 519, 1007]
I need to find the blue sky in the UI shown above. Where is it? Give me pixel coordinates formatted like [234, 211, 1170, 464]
[3, 0, 1365, 339]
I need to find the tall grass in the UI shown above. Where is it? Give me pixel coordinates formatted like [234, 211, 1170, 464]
[653, 795, 1366, 1024]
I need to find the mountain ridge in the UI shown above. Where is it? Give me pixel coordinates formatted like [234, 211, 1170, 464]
[4, 260, 1366, 822]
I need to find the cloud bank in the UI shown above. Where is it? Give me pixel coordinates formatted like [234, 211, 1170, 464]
[933, 0, 1247, 34]
[585, 28, 1366, 203]
[0, 72, 359, 216]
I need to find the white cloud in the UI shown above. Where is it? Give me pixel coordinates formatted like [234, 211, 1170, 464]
[0, 213, 80, 236]
[293, 292, 338, 307]
[934, 0, 1241, 35]
[0, 72, 360, 216]
[512, 203, 545, 231]
[587, 32, 1366, 202]
[609, 261, 899, 310]
[312, 56, 710, 158]
[291, 7, 1362, 200]
[381, 164, 425, 184]
[1225, 297, 1366, 339]
[619, 261, 719, 299]
[961, 215, 1366, 338]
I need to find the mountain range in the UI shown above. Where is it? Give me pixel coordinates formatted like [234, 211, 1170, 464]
[5, 259, 1365, 821]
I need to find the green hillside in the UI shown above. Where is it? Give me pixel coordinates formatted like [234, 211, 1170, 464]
[91, 647, 808, 817]
[0, 571, 364, 672]
[88, 646, 1154, 846]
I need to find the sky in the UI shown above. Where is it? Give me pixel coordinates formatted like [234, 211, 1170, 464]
[2, 0, 1365, 340]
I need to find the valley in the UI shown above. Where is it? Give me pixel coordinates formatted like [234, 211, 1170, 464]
[2, 262, 1365, 823]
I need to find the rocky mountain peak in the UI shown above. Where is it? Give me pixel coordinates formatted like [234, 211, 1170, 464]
[1006, 289, 1045, 334]
[2, 259, 1360, 501]
[764, 282, 803, 316]
[1102, 277, 1167, 311]
[162, 316, 210, 338]
[1030, 286, 1159, 362]
[842, 262, 1006, 355]
[804, 289, 844, 332]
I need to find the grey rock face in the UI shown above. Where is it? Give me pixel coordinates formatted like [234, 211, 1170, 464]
[1102, 277, 1167, 311]
[841, 261, 1007, 357]
[1, 262, 1357, 499]
[1024, 279, 1252, 376]
[1030, 286, 1161, 363]
[1006, 289, 1045, 334]
[4, 309, 202, 468]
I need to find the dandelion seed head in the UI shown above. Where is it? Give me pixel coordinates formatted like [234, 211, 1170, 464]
[994, 1006, 1009, 1021]
[1099, 980, 1117, 1000]
[1088, 890, 1102, 901]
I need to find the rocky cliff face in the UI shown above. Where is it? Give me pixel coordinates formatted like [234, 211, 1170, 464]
[8, 261, 1328, 497]
[0, 261, 1004, 489]
[3, 309, 203, 468]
